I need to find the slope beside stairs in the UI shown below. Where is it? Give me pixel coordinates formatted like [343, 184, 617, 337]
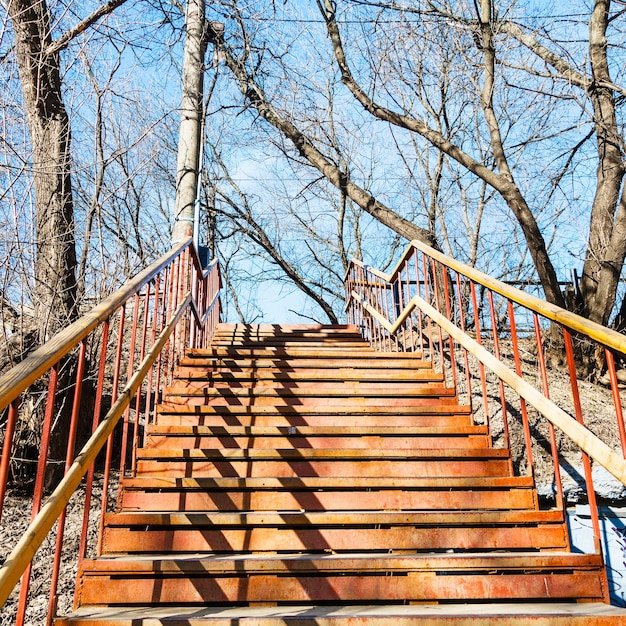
[56, 323, 626, 625]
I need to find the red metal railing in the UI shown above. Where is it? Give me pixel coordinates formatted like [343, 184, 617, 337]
[0, 238, 220, 624]
[346, 239, 626, 555]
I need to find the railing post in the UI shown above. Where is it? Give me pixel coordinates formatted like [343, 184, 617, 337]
[533, 313, 564, 510]
[16, 363, 59, 626]
[563, 328, 602, 554]
[47, 341, 87, 625]
[0, 399, 19, 524]
[79, 319, 110, 569]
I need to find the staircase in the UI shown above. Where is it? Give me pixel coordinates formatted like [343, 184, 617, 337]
[57, 323, 626, 624]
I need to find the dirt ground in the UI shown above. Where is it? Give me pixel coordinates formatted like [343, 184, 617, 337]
[0, 479, 107, 625]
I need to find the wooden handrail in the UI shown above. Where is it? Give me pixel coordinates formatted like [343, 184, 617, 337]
[348, 239, 626, 356]
[354, 288, 626, 486]
[0, 238, 192, 413]
[0, 293, 192, 607]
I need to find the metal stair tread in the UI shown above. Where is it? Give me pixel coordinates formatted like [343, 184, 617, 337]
[145, 425, 489, 436]
[103, 509, 563, 527]
[135, 447, 510, 460]
[182, 354, 431, 365]
[162, 384, 458, 397]
[79, 550, 604, 573]
[155, 403, 474, 415]
[119, 475, 536, 490]
[54, 602, 626, 624]
[172, 369, 442, 381]
[178, 359, 433, 371]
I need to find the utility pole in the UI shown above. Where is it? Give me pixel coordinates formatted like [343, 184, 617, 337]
[172, 0, 207, 244]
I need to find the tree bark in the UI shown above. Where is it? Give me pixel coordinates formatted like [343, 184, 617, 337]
[8, 0, 78, 342]
[172, 0, 207, 244]
[579, 0, 626, 326]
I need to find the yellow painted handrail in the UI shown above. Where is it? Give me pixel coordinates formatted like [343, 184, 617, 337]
[349, 239, 626, 356]
[0, 238, 194, 413]
[0, 294, 191, 607]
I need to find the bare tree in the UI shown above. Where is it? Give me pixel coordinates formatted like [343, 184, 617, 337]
[5, 0, 129, 344]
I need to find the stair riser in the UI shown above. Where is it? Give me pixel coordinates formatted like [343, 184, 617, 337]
[119, 488, 536, 511]
[144, 435, 490, 450]
[161, 396, 460, 407]
[199, 350, 383, 358]
[76, 571, 605, 606]
[215, 324, 360, 331]
[164, 383, 455, 395]
[100, 525, 568, 554]
[135, 459, 512, 478]
[168, 379, 446, 390]
[51, 614, 626, 626]
[209, 342, 370, 348]
[180, 358, 433, 369]
[173, 369, 442, 381]
[155, 415, 474, 428]
[212, 333, 364, 339]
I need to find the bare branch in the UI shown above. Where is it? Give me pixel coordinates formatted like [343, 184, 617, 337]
[45, 0, 129, 57]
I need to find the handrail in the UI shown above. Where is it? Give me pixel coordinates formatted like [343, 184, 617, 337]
[346, 239, 626, 555]
[351, 239, 626, 356]
[0, 238, 192, 412]
[0, 293, 190, 607]
[0, 238, 221, 623]
[353, 288, 626, 485]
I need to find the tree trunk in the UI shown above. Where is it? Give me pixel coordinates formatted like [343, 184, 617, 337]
[579, 0, 626, 326]
[9, 0, 78, 342]
[172, 0, 207, 244]
[8, 0, 80, 485]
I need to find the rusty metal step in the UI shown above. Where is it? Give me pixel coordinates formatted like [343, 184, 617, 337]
[157, 400, 472, 414]
[154, 411, 475, 429]
[179, 356, 433, 370]
[183, 352, 424, 360]
[210, 339, 370, 346]
[146, 424, 489, 437]
[163, 387, 457, 404]
[172, 368, 444, 382]
[164, 380, 450, 394]
[104, 509, 565, 527]
[162, 382, 457, 398]
[214, 323, 361, 333]
[144, 424, 491, 450]
[119, 475, 538, 511]
[99, 510, 568, 555]
[135, 447, 513, 479]
[100, 524, 568, 554]
[212, 326, 361, 335]
[74, 552, 608, 606]
[135, 459, 512, 479]
[52, 602, 626, 625]
[136, 447, 509, 461]
[193, 348, 383, 359]
[212, 327, 363, 336]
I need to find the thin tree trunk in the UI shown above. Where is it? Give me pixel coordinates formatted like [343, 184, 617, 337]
[172, 0, 207, 243]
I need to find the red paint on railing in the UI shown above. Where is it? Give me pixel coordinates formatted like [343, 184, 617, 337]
[0, 239, 220, 623]
[346, 240, 626, 558]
